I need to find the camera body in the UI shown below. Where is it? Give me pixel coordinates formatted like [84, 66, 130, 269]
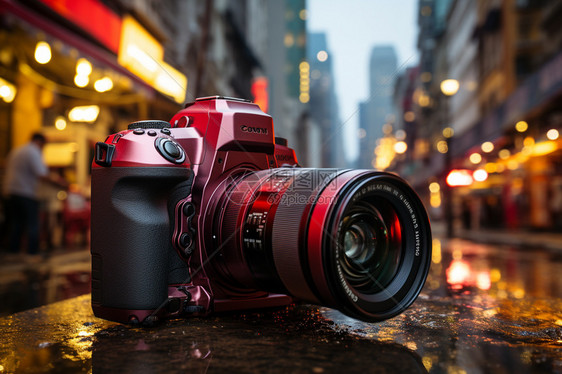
[91, 96, 432, 325]
[92, 97, 296, 324]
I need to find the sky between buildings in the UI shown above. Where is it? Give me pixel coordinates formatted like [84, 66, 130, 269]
[307, 0, 419, 163]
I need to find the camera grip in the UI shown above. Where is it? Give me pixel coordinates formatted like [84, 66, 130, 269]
[91, 167, 193, 314]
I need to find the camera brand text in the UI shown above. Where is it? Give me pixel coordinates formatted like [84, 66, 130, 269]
[240, 125, 268, 134]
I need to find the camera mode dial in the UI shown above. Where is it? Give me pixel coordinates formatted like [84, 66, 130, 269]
[155, 137, 186, 164]
[127, 120, 171, 130]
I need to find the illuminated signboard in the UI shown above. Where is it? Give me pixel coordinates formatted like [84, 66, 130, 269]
[118, 15, 186, 104]
[251, 77, 268, 113]
[154, 60, 188, 105]
[40, 0, 122, 53]
[118, 15, 164, 80]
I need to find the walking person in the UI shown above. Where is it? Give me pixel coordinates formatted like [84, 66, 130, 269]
[3, 133, 58, 258]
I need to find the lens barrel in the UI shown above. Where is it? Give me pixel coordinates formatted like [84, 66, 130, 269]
[213, 168, 431, 322]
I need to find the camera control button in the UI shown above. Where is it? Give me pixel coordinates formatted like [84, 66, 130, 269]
[163, 141, 181, 158]
[155, 138, 186, 164]
[133, 128, 145, 135]
[147, 130, 157, 137]
[161, 128, 171, 135]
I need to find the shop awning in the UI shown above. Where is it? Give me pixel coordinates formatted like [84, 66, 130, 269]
[0, 0, 155, 99]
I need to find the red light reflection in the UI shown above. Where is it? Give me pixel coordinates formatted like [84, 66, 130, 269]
[446, 260, 471, 289]
[446, 169, 473, 187]
[446, 260, 492, 291]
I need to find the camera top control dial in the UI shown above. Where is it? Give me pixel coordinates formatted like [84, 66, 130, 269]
[155, 137, 186, 164]
[127, 120, 171, 130]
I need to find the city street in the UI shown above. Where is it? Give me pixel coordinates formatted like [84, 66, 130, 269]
[1, 230, 561, 373]
[1, 0, 561, 372]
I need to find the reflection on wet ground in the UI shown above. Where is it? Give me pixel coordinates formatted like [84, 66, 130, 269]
[0, 238, 561, 373]
[325, 238, 562, 373]
[0, 250, 91, 316]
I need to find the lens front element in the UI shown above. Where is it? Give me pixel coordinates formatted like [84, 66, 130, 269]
[340, 200, 401, 294]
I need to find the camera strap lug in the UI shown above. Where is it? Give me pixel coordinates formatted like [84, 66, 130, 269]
[94, 142, 115, 167]
[177, 285, 192, 298]
[173, 199, 196, 259]
[167, 284, 212, 317]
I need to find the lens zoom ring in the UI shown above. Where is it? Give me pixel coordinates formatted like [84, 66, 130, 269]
[271, 169, 338, 303]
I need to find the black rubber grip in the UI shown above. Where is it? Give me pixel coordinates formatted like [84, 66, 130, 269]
[91, 166, 192, 310]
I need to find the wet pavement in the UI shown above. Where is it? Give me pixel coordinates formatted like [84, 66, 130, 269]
[0, 249, 91, 317]
[0, 237, 561, 373]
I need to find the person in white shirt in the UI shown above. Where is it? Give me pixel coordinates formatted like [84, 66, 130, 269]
[3, 133, 49, 255]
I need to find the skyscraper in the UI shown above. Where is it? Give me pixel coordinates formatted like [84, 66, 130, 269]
[307, 32, 343, 167]
[265, 0, 309, 163]
[357, 45, 398, 169]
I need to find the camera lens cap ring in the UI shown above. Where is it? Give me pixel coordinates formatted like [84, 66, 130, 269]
[128, 120, 171, 130]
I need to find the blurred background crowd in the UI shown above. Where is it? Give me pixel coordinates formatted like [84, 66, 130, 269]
[0, 0, 561, 313]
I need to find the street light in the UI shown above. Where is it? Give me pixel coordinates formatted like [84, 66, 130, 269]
[34, 41, 51, 64]
[440, 78, 459, 238]
[440, 79, 459, 96]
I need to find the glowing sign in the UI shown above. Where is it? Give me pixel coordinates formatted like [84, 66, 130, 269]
[68, 105, 100, 123]
[118, 15, 164, 81]
[251, 77, 268, 113]
[532, 141, 557, 157]
[40, 0, 122, 53]
[299, 61, 310, 103]
[118, 15, 186, 103]
[446, 169, 473, 187]
[153, 60, 188, 104]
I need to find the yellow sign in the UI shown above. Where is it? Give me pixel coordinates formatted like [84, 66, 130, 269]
[118, 15, 186, 103]
[118, 15, 163, 79]
[154, 60, 188, 105]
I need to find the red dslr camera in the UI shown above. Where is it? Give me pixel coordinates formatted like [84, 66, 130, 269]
[91, 96, 431, 325]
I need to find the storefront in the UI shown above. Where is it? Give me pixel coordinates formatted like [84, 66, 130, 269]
[0, 0, 188, 248]
[445, 50, 562, 232]
[1, 0, 187, 180]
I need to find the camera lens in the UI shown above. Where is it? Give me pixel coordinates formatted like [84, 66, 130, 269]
[210, 168, 431, 322]
[339, 201, 401, 294]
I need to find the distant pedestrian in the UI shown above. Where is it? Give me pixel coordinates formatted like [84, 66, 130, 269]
[3, 133, 55, 256]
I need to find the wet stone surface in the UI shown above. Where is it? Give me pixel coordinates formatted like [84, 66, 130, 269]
[0, 295, 426, 373]
[0, 238, 561, 373]
[324, 295, 562, 374]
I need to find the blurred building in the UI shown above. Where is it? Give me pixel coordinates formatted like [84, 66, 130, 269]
[265, 0, 312, 165]
[306, 32, 343, 168]
[357, 45, 398, 169]
[397, 0, 453, 197]
[391, 66, 420, 174]
[403, 0, 562, 234]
